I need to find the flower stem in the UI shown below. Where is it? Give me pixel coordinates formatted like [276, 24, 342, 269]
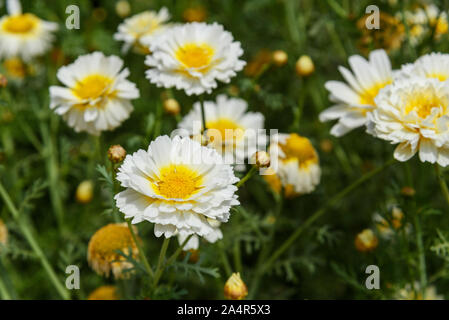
[199, 95, 207, 133]
[414, 212, 427, 299]
[219, 241, 232, 277]
[434, 164, 449, 209]
[126, 220, 154, 279]
[153, 238, 171, 288]
[261, 158, 395, 274]
[0, 180, 69, 300]
[236, 166, 258, 188]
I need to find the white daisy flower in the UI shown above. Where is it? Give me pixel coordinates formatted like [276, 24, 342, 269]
[0, 0, 58, 61]
[145, 22, 246, 96]
[319, 49, 393, 137]
[178, 94, 266, 169]
[114, 135, 240, 239]
[265, 133, 321, 196]
[114, 8, 171, 54]
[396, 52, 449, 82]
[49, 52, 140, 136]
[367, 77, 449, 166]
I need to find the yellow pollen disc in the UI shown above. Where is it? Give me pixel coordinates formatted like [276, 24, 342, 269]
[153, 165, 203, 199]
[427, 73, 448, 82]
[359, 80, 392, 106]
[404, 91, 447, 118]
[2, 13, 38, 34]
[280, 133, 318, 168]
[72, 74, 113, 101]
[206, 118, 244, 143]
[88, 224, 137, 257]
[175, 43, 215, 70]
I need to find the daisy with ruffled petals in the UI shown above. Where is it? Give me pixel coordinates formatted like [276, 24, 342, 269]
[319, 49, 393, 137]
[367, 77, 449, 166]
[0, 0, 58, 61]
[114, 135, 240, 240]
[178, 94, 265, 169]
[114, 8, 171, 54]
[145, 22, 246, 96]
[49, 52, 139, 135]
[396, 52, 449, 82]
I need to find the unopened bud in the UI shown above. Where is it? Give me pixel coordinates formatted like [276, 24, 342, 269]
[296, 55, 315, 77]
[272, 50, 288, 66]
[355, 229, 378, 252]
[401, 186, 415, 197]
[224, 273, 248, 300]
[163, 98, 181, 116]
[0, 219, 8, 248]
[108, 145, 126, 163]
[116, 0, 131, 18]
[251, 151, 270, 168]
[76, 180, 94, 204]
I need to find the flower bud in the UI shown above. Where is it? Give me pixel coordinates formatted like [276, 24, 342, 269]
[320, 139, 333, 153]
[401, 186, 415, 197]
[108, 145, 126, 163]
[0, 74, 7, 88]
[224, 272, 248, 300]
[76, 180, 94, 204]
[251, 151, 271, 168]
[0, 219, 8, 249]
[183, 7, 207, 22]
[295, 55, 315, 77]
[163, 98, 181, 116]
[272, 50, 288, 66]
[115, 1, 131, 18]
[355, 229, 378, 252]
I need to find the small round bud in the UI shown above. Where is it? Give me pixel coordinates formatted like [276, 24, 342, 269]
[163, 98, 181, 116]
[224, 273, 248, 300]
[115, 1, 131, 18]
[355, 229, 378, 252]
[108, 145, 126, 163]
[401, 186, 416, 197]
[272, 50, 288, 66]
[0, 219, 8, 249]
[251, 151, 271, 168]
[295, 55, 315, 77]
[76, 180, 94, 204]
[320, 139, 333, 153]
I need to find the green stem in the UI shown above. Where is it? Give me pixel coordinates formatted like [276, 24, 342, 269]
[414, 212, 427, 298]
[0, 180, 69, 299]
[153, 238, 171, 288]
[164, 234, 194, 267]
[236, 166, 258, 188]
[219, 241, 232, 277]
[126, 220, 154, 279]
[435, 164, 449, 209]
[199, 95, 207, 134]
[261, 158, 395, 274]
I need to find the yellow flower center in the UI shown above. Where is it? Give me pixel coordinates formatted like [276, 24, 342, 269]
[404, 90, 447, 118]
[359, 80, 392, 106]
[206, 118, 244, 143]
[3, 58, 26, 78]
[175, 43, 215, 70]
[89, 224, 136, 257]
[72, 74, 113, 101]
[2, 14, 38, 34]
[153, 165, 203, 199]
[280, 134, 318, 168]
[427, 73, 448, 82]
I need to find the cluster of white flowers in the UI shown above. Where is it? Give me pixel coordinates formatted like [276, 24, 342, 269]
[320, 50, 449, 167]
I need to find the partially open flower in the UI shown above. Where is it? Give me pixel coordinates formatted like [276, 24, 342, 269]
[224, 272, 248, 300]
[251, 151, 270, 168]
[108, 145, 126, 163]
[87, 223, 139, 279]
[355, 229, 378, 252]
[88, 285, 119, 300]
[76, 180, 93, 204]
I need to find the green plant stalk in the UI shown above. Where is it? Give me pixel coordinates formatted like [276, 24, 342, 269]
[0, 180, 69, 300]
[126, 219, 154, 279]
[153, 237, 171, 288]
[284, 0, 301, 46]
[219, 241, 232, 277]
[414, 213, 427, 299]
[199, 95, 207, 134]
[435, 164, 449, 209]
[0, 269, 11, 300]
[164, 234, 194, 267]
[262, 158, 395, 274]
[236, 166, 258, 188]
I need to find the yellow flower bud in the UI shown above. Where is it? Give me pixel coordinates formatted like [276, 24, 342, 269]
[355, 229, 378, 252]
[401, 186, 415, 197]
[163, 98, 181, 116]
[272, 50, 288, 66]
[108, 145, 126, 163]
[88, 285, 119, 300]
[76, 180, 94, 204]
[183, 7, 207, 22]
[115, 0, 131, 18]
[224, 272, 248, 300]
[295, 55, 315, 77]
[0, 74, 7, 88]
[251, 151, 271, 168]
